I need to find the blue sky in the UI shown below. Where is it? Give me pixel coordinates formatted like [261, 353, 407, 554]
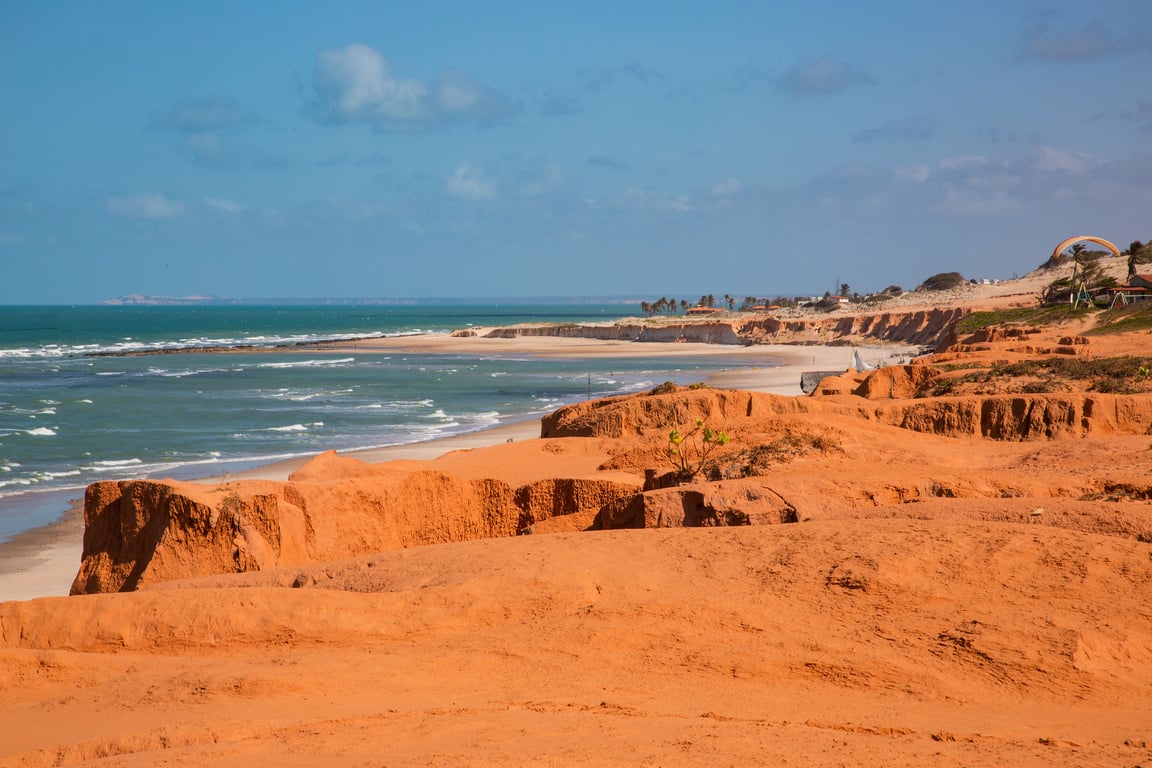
[2, 1, 1151, 303]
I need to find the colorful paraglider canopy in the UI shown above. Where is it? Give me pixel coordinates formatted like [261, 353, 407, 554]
[1050, 236, 1122, 261]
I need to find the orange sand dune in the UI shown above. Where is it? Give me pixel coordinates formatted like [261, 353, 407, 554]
[4, 519, 1151, 767]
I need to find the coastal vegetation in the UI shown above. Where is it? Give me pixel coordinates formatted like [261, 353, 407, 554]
[916, 271, 966, 291]
[955, 301, 1152, 337]
[933, 356, 1152, 396]
[1087, 302, 1152, 334]
[955, 305, 1094, 333]
[666, 418, 731, 483]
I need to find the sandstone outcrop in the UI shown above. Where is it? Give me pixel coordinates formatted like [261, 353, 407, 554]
[593, 479, 799, 529]
[70, 449, 640, 594]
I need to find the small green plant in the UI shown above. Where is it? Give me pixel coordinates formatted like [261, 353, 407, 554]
[1139, 366, 1151, 378]
[667, 418, 730, 483]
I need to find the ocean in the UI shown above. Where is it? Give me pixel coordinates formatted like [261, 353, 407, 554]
[0, 304, 769, 542]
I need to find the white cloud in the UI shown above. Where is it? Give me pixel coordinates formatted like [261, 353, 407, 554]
[1032, 145, 1097, 174]
[204, 197, 244, 214]
[446, 164, 499, 201]
[309, 44, 512, 132]
[710, 178, 743, 197]
[106, 193, 185, 220]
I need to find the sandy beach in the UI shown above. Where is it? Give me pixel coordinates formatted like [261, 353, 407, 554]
[0, 339, 886, 603]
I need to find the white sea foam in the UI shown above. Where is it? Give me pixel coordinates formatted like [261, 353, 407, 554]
[266, 422, 323, 432]
[39, 470, 81, 481]
[25, 427, 57, 436]
[0, 478, 33, 489]
[258, 357, 356, 369]
[92, 458, 143, 467]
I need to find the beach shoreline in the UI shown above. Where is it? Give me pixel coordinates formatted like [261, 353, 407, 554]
[0, 337, 907, 602]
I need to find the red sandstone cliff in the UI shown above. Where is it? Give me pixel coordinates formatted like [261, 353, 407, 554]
[70, 445, 639, 594]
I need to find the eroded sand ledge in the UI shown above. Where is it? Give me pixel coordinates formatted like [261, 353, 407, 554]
[3, 267, 1152, 767]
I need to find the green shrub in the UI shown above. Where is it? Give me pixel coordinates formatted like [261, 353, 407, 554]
[916, 272, 965, 292]
[667, 419, 730, 483]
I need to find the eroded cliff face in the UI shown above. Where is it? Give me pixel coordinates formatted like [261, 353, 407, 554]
[70, 382, 1152, 594]
[736, 308, 969, 347]
[480, 307, 969, 348]
[540, 385, 1152, 442]
[70, 450, 639, 595]
[69, 306, 1152, 595]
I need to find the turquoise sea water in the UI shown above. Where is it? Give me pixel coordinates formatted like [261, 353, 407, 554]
[0, 304, 773, 542]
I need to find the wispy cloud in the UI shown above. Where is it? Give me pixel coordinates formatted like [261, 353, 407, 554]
[1122, 101, 1152, 133]
[106, 193, 185, 220]
[317, 151, 392, 167]
[147, 96, 261, 134]
[540, 87, 583, 117]
[1016, 16, 1151, 63]
[445, 164, 499, 201]
[442, 157, 563, 201]
[609, 187, 692, 213]
[778, 57, 873, 96]
[307, 43, 514, 132]
[183, 134, 288, 170]
[854, 116, 936, 143]
[579, 62, 663, 92]
[148, 95, 280, 170]
[709, 178, 743, 198]
[587, 155, 628, 171]
[204, 196, 244, 214]
[1031, 145, 1099, 174]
